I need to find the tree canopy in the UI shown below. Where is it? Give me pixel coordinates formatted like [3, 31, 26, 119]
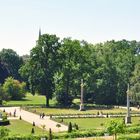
[0, 49, 23, 80]
[1, 33, 140, 106]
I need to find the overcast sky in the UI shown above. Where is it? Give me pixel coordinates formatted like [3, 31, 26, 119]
[0, 0, 140, 55]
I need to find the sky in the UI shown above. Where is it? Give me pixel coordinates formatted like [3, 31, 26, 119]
[0, 0, 140, 55]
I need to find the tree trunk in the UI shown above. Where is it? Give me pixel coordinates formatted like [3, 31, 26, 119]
[115, 134, 117, 140]
[65, 73, 70, 106]
[0, 100, 2, 105]
[46, 96, 49, 107]
[66, 74, 70, 94]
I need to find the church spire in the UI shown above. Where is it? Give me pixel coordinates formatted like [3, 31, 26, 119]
[39, 28, 41, 39]
[36, 28, 41, 45]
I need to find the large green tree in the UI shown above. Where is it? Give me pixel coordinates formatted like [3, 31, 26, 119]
[130, 62, 140, 104]
[89, 40, 136, 105]
[0, 61, 9, 84]
[107, 119, 125, 140]
[28, 34, 60, 107]
[0, 49, 23, 80]
[55, 38, 90, 106]
[19, 34, 140, 106]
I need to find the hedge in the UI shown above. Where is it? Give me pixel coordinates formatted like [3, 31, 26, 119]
[0, 120, 10, 126]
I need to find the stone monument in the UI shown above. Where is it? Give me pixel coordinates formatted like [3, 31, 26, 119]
[79, 79, 85, 111]
[125, 84, 131, 124]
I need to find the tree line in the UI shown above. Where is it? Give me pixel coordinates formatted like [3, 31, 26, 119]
[0, 34, 140, 107]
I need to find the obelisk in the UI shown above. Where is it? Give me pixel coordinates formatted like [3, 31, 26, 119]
[79, 79, 85, 111]
[125, 84, 131, 124]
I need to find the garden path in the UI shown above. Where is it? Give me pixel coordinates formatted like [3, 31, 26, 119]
[118, 106, 140, 111]
[0, 107, 67, 132]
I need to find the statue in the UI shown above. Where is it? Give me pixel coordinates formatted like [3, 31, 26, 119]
[79, 79, 85, 111]
[125, 84, 131, 124]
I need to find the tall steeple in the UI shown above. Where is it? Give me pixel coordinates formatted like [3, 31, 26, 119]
[36, 28, 41, 45]
[39, 28, 41, 39]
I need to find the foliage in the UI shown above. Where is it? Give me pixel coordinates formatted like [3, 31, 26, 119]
[3, 77, 26, 100]
[0, 120, 10, 126]
[54, 130, 105, 139]
[73, 123, 79, 130]
[19, 116, 22, 120]
[68, 122, 72, 133]
[0, 84, 9, 105]
[55, 91, 73, 107]
[31, 128, 35, 134]
[54, 38, 85, 106]
[106, 119, 126, 140]
[125, 125, 140, 133]
[56, 123, 61, 128]
[0, 48, 23, 80]
[48, 128, 52, 140]
[2, 34, 140, 106]
[0, 127, 9, 138]
[32, 121, 35, 126]
[0, 62, 9, 84]
[89, 40, 136, 105]
[20, 34, 60, 107]
[130, 62, 140, 104]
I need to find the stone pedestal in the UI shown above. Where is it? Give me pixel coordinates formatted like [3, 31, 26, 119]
[79, 104, 85, 111]
[125, 84, 131, 124]
[125, 116, 131, 124]
[79, 79, 86, 111]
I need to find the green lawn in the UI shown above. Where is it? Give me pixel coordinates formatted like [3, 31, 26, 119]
[27, 107, 134, 115]
[55, 117, 140, 130]
[6, 93, 56, 106]
[5, 120, 44, 136]
[57, 118, 119, 130]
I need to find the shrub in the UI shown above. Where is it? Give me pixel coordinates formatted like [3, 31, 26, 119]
[48, 128, 52, 140]
[0, 120, 10, 126]
[33, 121, 35, 126]
[56, 123, 61, 128]
[0, 127, 9, 138]
[126, 126, 140, 133]
[3, 77, 26, 100]
[19, 116, 22, 120]
[106, 119, 126, 140]
[68, 122, 72, 133]
[73, 123, 79, 130]
[31, 128, 35, 134]
[56, 92, 73, 107]
[106, 113, 109, 118]
[0, 85, 9, 104]
[55, 130, 105, 139]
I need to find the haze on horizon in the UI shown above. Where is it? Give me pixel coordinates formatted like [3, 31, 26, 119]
[0, 0, 140, 56]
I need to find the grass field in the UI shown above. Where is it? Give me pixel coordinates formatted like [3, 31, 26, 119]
[5, 120, 44, 136]
[55, 117, 140, 130]
[6, 93, 56, 106]
[27, 107, 136, 115]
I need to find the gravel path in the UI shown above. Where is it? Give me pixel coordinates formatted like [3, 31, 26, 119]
[118, 106, 140, 112]
[0, 107, 67, 132]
